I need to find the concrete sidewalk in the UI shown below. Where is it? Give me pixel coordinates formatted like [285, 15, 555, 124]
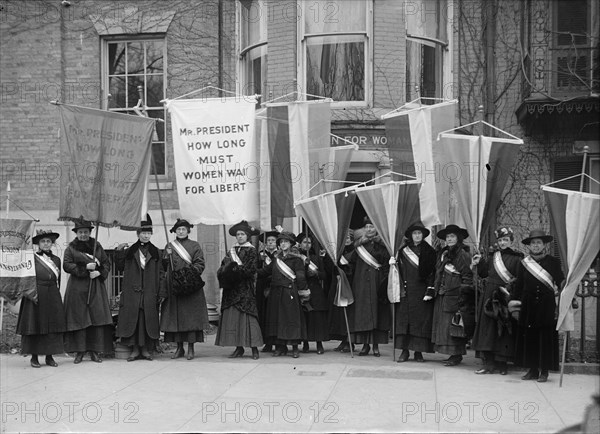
[1, 334, 598, 433]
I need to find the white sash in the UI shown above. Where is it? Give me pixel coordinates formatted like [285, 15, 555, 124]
[522, 256, 559, 295]
[171, 240, 193, 265]
[356, 245, 382, 270]
[299, 254, 319, 273]
[84, 252, 100, 266]
[402, 246, 419, 269]
[36, 254, 60, 280]
[139, 250, 146, 270]
[493, 251, 515, 284]
[275, 258, 296, 281]
[444, 263, 460, 275]
[230, 243, 252, 265]
[339, 255, 349, 265]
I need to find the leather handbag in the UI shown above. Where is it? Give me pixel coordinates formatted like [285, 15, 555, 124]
[449, 311, 467, 338]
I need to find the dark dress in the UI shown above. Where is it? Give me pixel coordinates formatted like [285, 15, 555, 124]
[258, 250, 308, 345]
[299, 249, 329, 342]
[328, 245, 354, 340]
[431, 244, 474, 356]
[472, 247, 523, 363]
[345, 235, 391, 345]
[16, 252, 66, 355]
[394, 241, 437, 353]
[215, 244, 263, 347]
[256, 249, 276, 341]
[62, 238, 114, 354]
[160, 237, 210, 343]
[514, 254, 564, 371]
[114, 241, 162, 348]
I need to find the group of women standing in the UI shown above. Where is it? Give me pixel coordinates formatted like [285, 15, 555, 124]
[18, 215, 565, 382]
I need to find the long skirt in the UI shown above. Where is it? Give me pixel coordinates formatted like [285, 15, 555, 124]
[164, 331, 204, 343]
[395, 333, 434, 353]
[120, 308, 156, 348]
[305, 310, 329, 342]
[21, 333, 64, 355]
[215, 307, 263, 347]
[64, 325, 113, 353]
[352, 330, 389, 345]
[431, 297, 466, 356]
[515, 326, 559, 371]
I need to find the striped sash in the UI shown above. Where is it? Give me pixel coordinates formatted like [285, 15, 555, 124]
[299, 254, 319, 273]
[171, 240, 193, 265]
[401, 246, 419, 269]
[493, 251, 515, 283]
[356, 245, 382, 270]
[339, 255, 349, 265]
[36, 254, 60, 280]
[522, 256, 558, 295]
[275, 258, 296, 281]
[84, 253, 100, 266]
[139, 250, 146, 270]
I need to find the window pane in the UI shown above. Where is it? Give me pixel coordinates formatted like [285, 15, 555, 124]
[557, 0, 588, 46]
[108, 42, 126, 75]
[145, 40, 164, 74]
[406, 39, 442, 101]
[147, 110, 165, 176]
[146, 75, 164, 108]
[241, 0, 267, 48]
[304, 0, 366, 34]
[128, 75, 144, 107]
[306, 38, 364, 101]
[127, 41, 144, 74]
[243, 45, 266, 95]
[108, 76, 126, 109]
[150, 142, 165, 176]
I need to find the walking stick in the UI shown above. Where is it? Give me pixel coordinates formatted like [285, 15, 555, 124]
[86, 224, 100, 305]
[343, 306, 354, 358]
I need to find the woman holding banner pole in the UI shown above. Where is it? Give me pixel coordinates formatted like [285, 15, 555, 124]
[160, 219, 210, 360]
[17, 230, 66, 368]
[63, 219, 113, 364]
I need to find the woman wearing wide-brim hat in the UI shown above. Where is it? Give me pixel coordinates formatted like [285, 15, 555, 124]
[63, 219, 114, 364]
[256, 230, 279, 352]
[160, 218, 210, 360]
[394, 222, 437, 363]
[215, 220, 263, 360]
[258, 231, 308, 358]
[513, 228, 564, 383]
[16, 230, 66, 368]
[471, 226, 523, 375]
[431, 224, 474, 366]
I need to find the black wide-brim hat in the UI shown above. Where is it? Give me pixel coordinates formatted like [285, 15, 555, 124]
[71, 218, 94, 233]
[522, 228, 553, 245]
[32, 229, 60, 244]
[229, 220, 260, 237]
[259, 231, 279, 243]
[276, 231, 296, 246]
[295, 232, 312, 244]
[170, 218, 193, 233]
[437, 224, 469, 240]
[404, 222, 430, 239]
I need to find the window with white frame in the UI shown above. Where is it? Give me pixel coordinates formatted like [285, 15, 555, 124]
[300, 0, 372, 105]
[102, 38, 167, 176]
[239, 0, 268, 96]
[405, 0, 449, 102]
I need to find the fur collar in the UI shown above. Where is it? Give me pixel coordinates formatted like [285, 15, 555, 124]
[69, 237, 99, 254]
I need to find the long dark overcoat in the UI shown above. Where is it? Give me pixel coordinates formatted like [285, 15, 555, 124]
[114, 241, 162, 340]
[63, 238, 113, 331]
[217, 244, 259, 317]
[300, 249, 328, 311]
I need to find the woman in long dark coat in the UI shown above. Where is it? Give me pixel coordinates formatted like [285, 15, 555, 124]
[329, 229, 354, 352]
[346, 219, 390, 357]
[63, 219, 113, 364]
[514, 229, 564, 383]
[258, 231, 308, 358]
[431, 224, 474, 366]
[472, 227, 523, 375]
[215, 220, 263, 360]
[395, 223, 436, 363]
[297, 233, 329, 354]
[160, 218, 210, 360]
[17, 230, 66, 368]
[115, 215, 162, 361]
[256, 230, 278, 353]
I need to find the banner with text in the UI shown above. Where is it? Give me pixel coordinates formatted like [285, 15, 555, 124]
[167, 97, 258, 225]
[57, 104, 155, 229]
[0, 219, 36, 304]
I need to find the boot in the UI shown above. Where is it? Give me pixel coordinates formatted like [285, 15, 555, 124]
[90, 351, 102, 363]
[171, 343, 184, 359]
[292, 345, 300, 358]
[316, 342, 324, 355]
[262, 344, 273, 353]
[521, 368, 539, 380]
[414, 351, 425, 363]
[30, 355, 41, 368]
[45, 355, 58, 367]
[397, 349, 409, 363]
[251, 347, 259, 360]
[186, 343, 195, 360]
[537, 370, 549, 383]
[302, 341, 310, 353]
[228, 347, 245, 358]
[358, 344, 370, 356]
[73, 352, 84, 364]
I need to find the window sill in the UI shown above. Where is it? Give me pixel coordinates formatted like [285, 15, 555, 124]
[149, 182, 173, 191]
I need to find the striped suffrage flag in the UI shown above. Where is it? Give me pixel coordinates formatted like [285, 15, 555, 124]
[309, 144, 358, 196]
[295, 188, 356, 307]
[436, 133, 523, 247]
[356, 180, 422, 303]
[0, 219, 36, 304]
[258, 101, 331, 229]
[542, 186, 600, 332]
[382, 100, 457, 227]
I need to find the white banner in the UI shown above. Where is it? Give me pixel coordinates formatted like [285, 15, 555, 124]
[0, 219, 36, 303]
[167, 97, 259, 225]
